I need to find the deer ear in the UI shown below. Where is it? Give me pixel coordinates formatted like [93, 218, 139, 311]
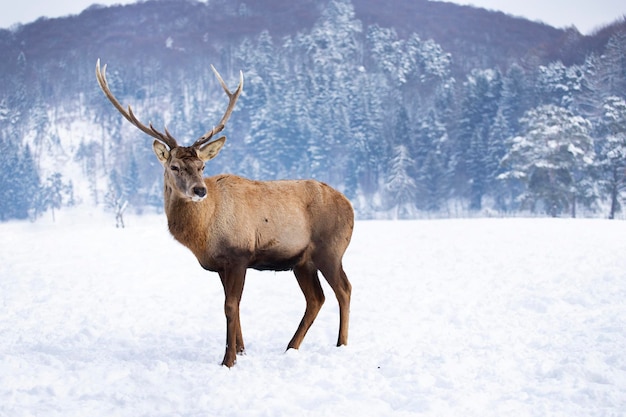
[197, 136, 226, 162]
[153, 140, 170, 165]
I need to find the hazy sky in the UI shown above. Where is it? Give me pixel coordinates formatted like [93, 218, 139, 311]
[1, 0, 625, 34]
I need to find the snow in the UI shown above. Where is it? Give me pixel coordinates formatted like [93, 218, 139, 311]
[1, 212, 625, 416]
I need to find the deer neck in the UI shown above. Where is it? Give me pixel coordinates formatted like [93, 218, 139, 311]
[163, 180, 215, 259]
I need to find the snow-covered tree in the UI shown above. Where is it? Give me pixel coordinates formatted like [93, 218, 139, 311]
[367, 25, 411, 87]
[598, 33, 626, 98]
[413, 110, 451, 211]
[123, 151, 141, 206]
[19, 145, 41, 217]
[597, 96, 626, 218]
[536, 61, 585, 109]
[487, 110, 514, 210]
[299, 0, 363, 184]
[499, 105, 595, 217]
[0, 140, 40, 220]
[386, 145, 417, 218]
[455, 68, 502, 210]
[38, 173, 73, 222]
[499, 63, 529, 134]
[367, 26, 450, 90]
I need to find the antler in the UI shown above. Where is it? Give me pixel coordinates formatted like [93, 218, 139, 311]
[95, 59, 179, 150]
[192, 65, 244, 148]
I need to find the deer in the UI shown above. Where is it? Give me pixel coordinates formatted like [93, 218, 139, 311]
[95, 60, 353, 367]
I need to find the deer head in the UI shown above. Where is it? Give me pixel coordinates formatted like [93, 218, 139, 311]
[95, 59, 243, 202]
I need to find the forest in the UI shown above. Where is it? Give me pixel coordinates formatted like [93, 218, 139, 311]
[1, 0, 625, 220]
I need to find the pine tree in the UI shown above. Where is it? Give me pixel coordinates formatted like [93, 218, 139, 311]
[535, 61, 585, 109]
[499, 63, 529, 134]
[304, 0, 363, 185]
[598, 33, 626, 98]
[597, 96, 626, 218]
[366, 25, 406, 86]
[386, 145, 417, 218]
[123, 151, 141, 206]
[488, 111, 514, 211]
[19, 145, 41, 219]
[414, 110, 451, 211]
[39, 173, 65, 222]
[0, 138, 13, 221]
[455, 68, 502, 210]
[345, 68, 387, 199]
[0, 140, 37, 220]
[499, 105, 595, 217]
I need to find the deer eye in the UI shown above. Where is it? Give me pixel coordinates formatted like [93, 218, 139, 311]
[170, 165, 180, 172]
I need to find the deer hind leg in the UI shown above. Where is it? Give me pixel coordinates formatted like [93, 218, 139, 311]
[219, 267, 246, 367]
[287, 261, 325, 350]
[317, 258, 352, 347]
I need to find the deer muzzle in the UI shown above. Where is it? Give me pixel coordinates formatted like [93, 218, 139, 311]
[191, 185, 207, 202]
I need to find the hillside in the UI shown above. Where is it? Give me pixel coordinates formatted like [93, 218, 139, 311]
[0, 0, 580, 77]
[0, 0, 625, 220]
[2, 0, 621, 90]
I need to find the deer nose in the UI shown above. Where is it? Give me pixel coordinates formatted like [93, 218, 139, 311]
[193, 186, 207, 198]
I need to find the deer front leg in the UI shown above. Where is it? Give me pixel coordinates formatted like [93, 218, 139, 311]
[220, 268, 246, 367]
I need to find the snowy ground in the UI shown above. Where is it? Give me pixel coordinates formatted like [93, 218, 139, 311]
[1, 211, 625, 417]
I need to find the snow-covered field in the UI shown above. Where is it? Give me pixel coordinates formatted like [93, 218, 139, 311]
[1, 212, 625, 417]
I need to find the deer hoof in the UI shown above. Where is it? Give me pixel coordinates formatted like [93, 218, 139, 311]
[222, 357, 236, 368]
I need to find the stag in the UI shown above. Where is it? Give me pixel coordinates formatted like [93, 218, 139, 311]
[95, 60, 353, 367]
